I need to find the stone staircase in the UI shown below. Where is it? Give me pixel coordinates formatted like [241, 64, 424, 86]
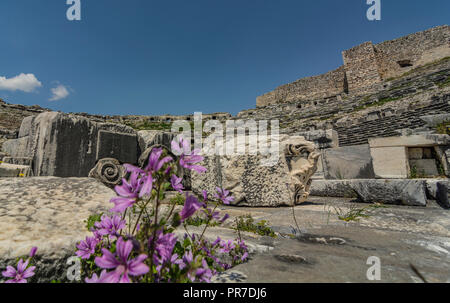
[237, 58, 450, 147]
[336, 96, 450, 146]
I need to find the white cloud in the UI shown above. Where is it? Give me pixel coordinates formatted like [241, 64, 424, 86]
[49, 84, 70, 101]
[0, 73, 42, 93]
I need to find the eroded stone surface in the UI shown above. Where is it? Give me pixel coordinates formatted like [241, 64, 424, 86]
[0, 163, 32, 177]
[322, 144, 375, 179]
[1, 176, 449, 282]
[0, 177, 114, 282]
[310, 179, 428, 206]
[137, 130, 176, 153]
[88, 158, 126, 188]
[215, 196, 450, 282]
[426, 179, 450, 209]
[192, 135, 320, 207]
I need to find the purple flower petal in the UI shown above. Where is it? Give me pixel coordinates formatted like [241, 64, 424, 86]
[128, 254, 149, 276]
[29, 247, 38, 258]
[110, 197, 135, 213]
[2, 266, 17, 278]
[170, 174, 184, 193]
[95, 249, 120, 269]
[180, 194, 203, 221]
[116, 237, 133, 263]
[22, 266, 36, 279]
[139, 175, 153, 198]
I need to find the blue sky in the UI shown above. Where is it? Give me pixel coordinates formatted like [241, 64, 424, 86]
[0, 0, 448, 116]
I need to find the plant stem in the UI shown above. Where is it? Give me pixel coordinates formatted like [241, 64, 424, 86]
[199, 203, 218, 241]
[164, 200, 178, 224]
[236, 218, 242, 241]
[132, 205, 145, 235]
[292, 204, 301, 235]
[148, 183, 162, 276]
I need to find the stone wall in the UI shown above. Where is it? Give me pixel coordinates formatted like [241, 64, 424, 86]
[3, 112, 138, 178]
[256, 66, 346, 107]
[0, 98, 49, 150]
[342, 42, 382, 91]
[256, 25, 450, 107]
[0, 97, 232, 147]
[375, 25, 450, 80]
[239, 55, 450, 145]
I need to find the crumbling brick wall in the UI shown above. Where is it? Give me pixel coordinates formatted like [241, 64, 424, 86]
[257, 25, 450, 107]
[256, 66, 346, 107]
[342, 42, 382, 92]
[374, 25, 450, 80]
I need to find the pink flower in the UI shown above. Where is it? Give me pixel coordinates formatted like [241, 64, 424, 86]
[29, 247, 38, 258]
[91, 229, 103, 243]
[180, 194, 203, 221]
[76, 236, 98, 259]
[179, 250, 194, 270]
[195, 259, 213, 283]
[170, 174, 184, 193]
[171, 137, 206, 174]
[2, 259, 35, 283]
[124, 147, 173, 176]
[94, 215, 126, 240]
[110, 171, 144, 213]
[149, 231, 179, 272]
[219, 240, 236, 254]
[95, 237, 149, 283]
[146, 147, 173, 173]
[214, 187, 235, 205]
[85, 270, 109, 283]
[202, 190, 208, 201]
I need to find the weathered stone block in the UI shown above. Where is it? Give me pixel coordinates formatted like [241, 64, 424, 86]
[296, 129, 339, 149]
[408, 148, 423, 160]
[369, 135, 438, 148]
[2, 157, 33, 166]
[350, 179, 427, 206]
[369, 135, 450, 179]
[434, 146, 450, 176]
[137, 130, 176, 153]
[18, 115, 35, 138]
[420, 114, 450, 128]
[96, 130, 138, 165]
[409, 159, 439, 176]
[191, 155, 222, 200]
[425, 179, 450, 208]
[309, 180, 356, 198]
[0, 177, 114, 282]
[323, 144, 375, 179]
[9, 112, 138, 178]
[1, 137, 29, 158]
[370, 146, 409, 178]
[436, 182, 450, 209]
[311, 179, 428, 206]
[192, 135, 320, 207]
[0, 163, 32, 177]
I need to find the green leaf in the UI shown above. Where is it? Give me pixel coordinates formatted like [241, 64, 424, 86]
[85, 213, 103, 231]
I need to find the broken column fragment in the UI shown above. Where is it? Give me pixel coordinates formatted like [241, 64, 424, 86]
[2, 112, 138, 178]
[191, 135, 320, 207]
